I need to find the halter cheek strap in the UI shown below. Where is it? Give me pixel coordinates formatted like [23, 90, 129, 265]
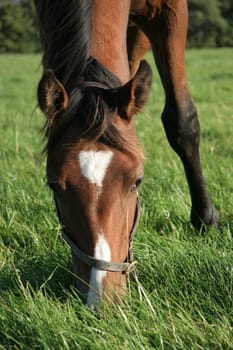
[59, 197, 141, 274]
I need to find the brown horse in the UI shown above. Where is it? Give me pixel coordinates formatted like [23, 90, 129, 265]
[34, 0, 219, 307]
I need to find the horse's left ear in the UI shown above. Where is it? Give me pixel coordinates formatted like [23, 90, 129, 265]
[37, 70, 69, 121]
[118, 60, 152, 121]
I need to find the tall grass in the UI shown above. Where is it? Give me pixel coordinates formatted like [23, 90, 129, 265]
[0, 49, 232, 349]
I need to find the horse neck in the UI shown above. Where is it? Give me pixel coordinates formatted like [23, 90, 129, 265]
[91, 0, 131, 84]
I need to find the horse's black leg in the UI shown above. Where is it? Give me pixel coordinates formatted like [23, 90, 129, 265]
[132, 0, 219, 229]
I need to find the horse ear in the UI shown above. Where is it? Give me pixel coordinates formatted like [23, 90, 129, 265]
[118, 60, 152, 121]
[37, 70, 69, 121]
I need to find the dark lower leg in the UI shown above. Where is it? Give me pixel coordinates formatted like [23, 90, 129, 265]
[162, 98, 219, 228]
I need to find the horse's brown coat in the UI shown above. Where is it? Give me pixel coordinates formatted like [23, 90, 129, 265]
[34, 0, 218, 306]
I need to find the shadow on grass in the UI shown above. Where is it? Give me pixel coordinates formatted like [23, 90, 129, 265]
[0, 248, 74, 300]
[151, 210, 233, 240]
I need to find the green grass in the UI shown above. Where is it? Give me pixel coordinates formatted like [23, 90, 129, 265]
[0, 49, 233, 350]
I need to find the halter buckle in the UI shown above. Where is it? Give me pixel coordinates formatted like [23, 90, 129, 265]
[124, 260, 138, 275]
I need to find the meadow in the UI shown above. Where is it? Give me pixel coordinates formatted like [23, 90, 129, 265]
[0, 49, 232, 349]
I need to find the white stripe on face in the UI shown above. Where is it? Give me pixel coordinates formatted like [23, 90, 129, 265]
[78, 150, 113, 191]
[87, 234, 111, 308]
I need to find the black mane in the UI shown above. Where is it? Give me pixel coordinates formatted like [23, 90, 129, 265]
[34, 0, 92, 88]
[45, 58, 139, 155]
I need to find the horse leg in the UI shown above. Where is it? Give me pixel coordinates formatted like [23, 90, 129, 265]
[127, 24, 151, 77]
[131, 0, 219, 229]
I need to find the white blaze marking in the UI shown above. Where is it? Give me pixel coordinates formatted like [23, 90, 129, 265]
[87, 234, 111, 307]
[78, 150, 113, 191]
[78, 150, 113, 306]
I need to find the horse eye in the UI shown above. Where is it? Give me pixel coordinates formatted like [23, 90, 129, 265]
[131, 177, 143, 192]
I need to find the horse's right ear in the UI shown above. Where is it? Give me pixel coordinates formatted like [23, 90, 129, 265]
[37, 70, 69, 121]
[117, 60, 152, 121]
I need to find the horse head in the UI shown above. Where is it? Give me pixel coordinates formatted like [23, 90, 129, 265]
[38, 59, 152, 307]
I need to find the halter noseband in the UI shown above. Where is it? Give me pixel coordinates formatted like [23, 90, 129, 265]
[59, 197, 140, 274]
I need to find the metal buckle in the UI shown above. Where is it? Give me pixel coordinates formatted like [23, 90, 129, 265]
[124, 260, 138, 275]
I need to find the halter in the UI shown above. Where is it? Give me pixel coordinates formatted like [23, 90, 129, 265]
[60, 197, 141, 274]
